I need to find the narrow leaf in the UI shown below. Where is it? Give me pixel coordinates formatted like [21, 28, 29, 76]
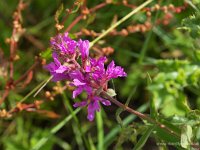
[133, 126, 155, 150]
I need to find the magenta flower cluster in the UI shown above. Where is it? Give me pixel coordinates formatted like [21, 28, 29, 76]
[45, 33, 127, 121]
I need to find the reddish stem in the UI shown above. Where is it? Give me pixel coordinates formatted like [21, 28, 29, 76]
[65, 2, 107, 32]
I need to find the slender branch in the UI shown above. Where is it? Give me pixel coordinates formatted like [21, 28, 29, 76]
[60, 1, 79, 26]
[14, 61, 39, 85]
[90, 0, 153, 47]
[89, 2, 107, 12]
[0, 59, 39, 105]
[0, 0, 25, 105]
[24, 34, 45, 50]
[9, 0, 24, 80]
[0, 90, 9, 106]
[65, 2, 107, 32]
[66, 15, 83, 32]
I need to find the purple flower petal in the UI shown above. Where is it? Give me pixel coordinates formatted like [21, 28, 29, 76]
[69, 70, 84, 81]
[93, 96, 111, 106]
[73, 79, 86, 86]
[55, 65, 68, 73]
[84, 86, 92, 95]
[50, 33, 77, 55]
[87, 100, 100, 121]
[78, 39, 89, 61]
[106, 61, 127, 79]
[73, 87, 84, 98]
[100, 99, 111, 106]
[73, 101, 88, 107]
[44, 62, 57, 72]
[52, 73, 68, 82]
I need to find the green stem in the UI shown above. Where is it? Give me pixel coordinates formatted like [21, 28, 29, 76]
[90, 0, 153, 47]
[61, 87, 90, 150]
[33, 76, 53, 97]
[19, 76, 52, 103]
[138, 29, 153, 64]
[96, 109, 104, 150]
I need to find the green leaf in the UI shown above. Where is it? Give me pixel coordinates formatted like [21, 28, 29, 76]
[115, 108, 123, 126]
[40, 48, 52, 60]
[196, 127, 200, 141]
[181, 12, 200, 38]
[104, 104, 149, 148]
[88, 134, 96, 150]
[181, 125, 193, 149]
[133, 126, 155, 150]
[96, 110, 104, 150]
[194, 50, 200, 62]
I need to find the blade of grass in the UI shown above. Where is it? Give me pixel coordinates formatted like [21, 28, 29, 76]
[19, 76, 52, 103]
[104, 103, 149, 148]
[185, 0, 199, 12]
[96, 109, 104, 150]
[61, 87, 84, 149]
[116, 86, 137, 126]
[34, 76, 53, 97]
[138, 7, 160, 64]
[133, 125, 155, 150]
[52, 136, 71, 150]
[88, 134, 96, 150]
[61, 84, 90, 150]
[31, 108, 81, 150]
[71, 122, 84, 150]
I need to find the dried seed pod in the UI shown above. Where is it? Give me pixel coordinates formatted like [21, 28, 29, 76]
[45, 91, 52, 98]
[121, 29, 128, 36]
[102, 47, 114, 56]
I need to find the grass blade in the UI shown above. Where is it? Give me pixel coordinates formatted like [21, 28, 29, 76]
[104, 103, 149, 148]
[96, 109, 104, 150]
[133, 125, 155, 150]
[32, 108, 81, 150]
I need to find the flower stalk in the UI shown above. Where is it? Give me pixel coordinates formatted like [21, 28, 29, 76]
[90, 0, 153, 47]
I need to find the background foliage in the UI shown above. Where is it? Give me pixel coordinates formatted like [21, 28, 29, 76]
[0, 0, 200, 149]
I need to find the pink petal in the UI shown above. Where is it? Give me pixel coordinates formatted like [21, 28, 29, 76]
[73, 101, 88, 107]
[73, 87, 83, 98]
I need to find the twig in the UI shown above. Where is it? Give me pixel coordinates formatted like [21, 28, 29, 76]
[66, 15, 83, 32]
[24, 34, 45, 50]
[65, 2, 107, 32]
[14, 61, 39, 85]
[0, 0, 25, 105]
[9, 0, 24, 80]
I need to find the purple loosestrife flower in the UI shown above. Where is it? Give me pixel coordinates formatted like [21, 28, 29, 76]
[44, 53, 69, 81]
[78, 39, 89, 61]
[73, 95, 111, 121]
[45, 32, 127, 121]
[69, 70, 92, 98]
[51, 32, 77, 55]
[106, 61, 127, 80]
